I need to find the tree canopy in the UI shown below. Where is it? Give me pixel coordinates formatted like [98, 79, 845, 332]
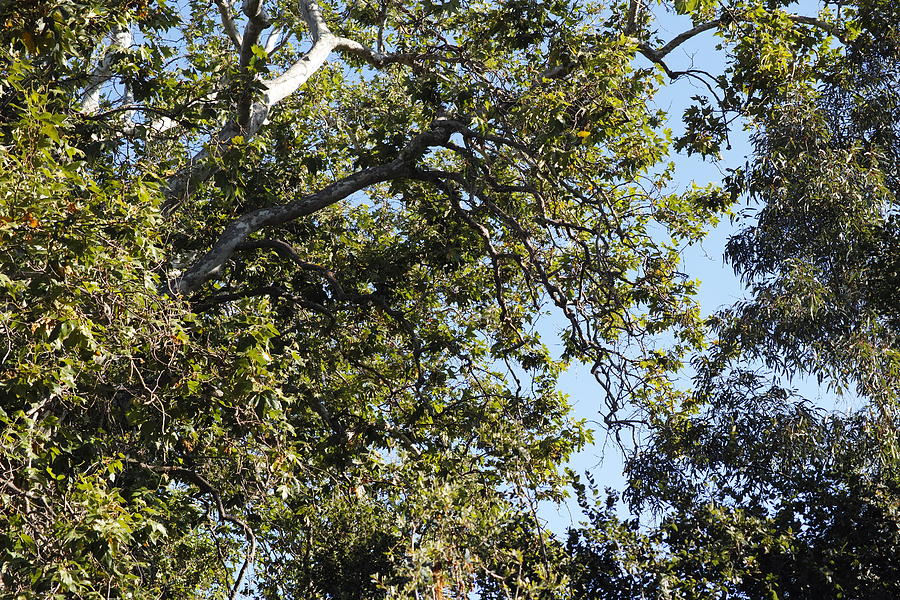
[0, 0, 897, 598]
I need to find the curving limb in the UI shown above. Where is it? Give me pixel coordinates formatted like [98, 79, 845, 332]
[173, 121, 459, 294]
[130, 461, 256, 600]
[163, 0, 406, 209]
[638, 12, 846, 67]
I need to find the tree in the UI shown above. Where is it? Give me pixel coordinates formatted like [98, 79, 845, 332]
[581, 1, 900, 598]
[0, 0, 897, 599]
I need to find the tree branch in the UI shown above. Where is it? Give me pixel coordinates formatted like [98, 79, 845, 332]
[298, 0, 331, 41]
[638, 13, 846, 65]
[163, 0, 457, 211]
[789, 15, 847, 44]
[215, 0, 243, 50]
[164, 1, 349, 208]
[239, 0, 271, 67]
[172, 121, 458, 295]
[235, 239, 347, 296]
[130, 462, 256, 600]
[264, 27, 283, 54]
[642, 20, 720, 62]
[261, 36, 341, 106]
[625, 0, 644, 35]
[80, 26, 133, 114]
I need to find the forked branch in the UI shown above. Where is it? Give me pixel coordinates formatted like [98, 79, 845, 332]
[214, 0, 243, 50]
[638, 12, 846, 66]
[164, 0, 391, 207]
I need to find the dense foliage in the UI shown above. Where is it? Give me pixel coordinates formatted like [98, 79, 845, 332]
[0, 0, 897, 598]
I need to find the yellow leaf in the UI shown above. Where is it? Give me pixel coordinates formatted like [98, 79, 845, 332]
[576, 130, 591, 138]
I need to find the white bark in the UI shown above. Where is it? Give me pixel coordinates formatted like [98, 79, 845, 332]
[80, 26, 133, 114]
[214, 0, 243, 50]
[162, 0, 444, 285]
[165, 0, 384, 206]
[264, 28, 283, 54]
[261, 35, 340, 105]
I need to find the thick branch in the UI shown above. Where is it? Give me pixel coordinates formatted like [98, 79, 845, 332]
[334, 38, 422, 68]
[299, 0, 331, 40]
[172, 122, 458, 295]
[215, 0, 243, 50]
[164, 1, 349, 207]
[261, 35, 342, 106]
[80, 26, 133, 114]
[239, 0, 271, 67]
[164, 0, 448, 210]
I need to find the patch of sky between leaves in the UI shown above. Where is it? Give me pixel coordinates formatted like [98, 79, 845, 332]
[539, 0, 864, 536]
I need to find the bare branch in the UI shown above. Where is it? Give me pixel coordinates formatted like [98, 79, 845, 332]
[80, 26, 133, 114]
[163, 0, 466, 217]
[333, 37, 421, 68]
[129, 462, 256, 600]
[640, 20, 720, 62]
[262, 35, 341, 105]
[214, 0, 243, 50]
[789, 14, 847, 43]
[164, 2, 386, 208]
[264, 27, 282, 54]
[164, 0, 447, 210]
[299, 0, 331, 41]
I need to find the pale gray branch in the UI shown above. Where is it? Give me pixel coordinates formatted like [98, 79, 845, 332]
[163, 0, 418, 211]
[264, 27, 282, 54]
[333, 37, 420, 68]
[164, 1, 337, 207]
[262, 36, 340, 105]
[299, 0, 331, 41]
[173, 122, 458, 295]
[215, 0, 243, 50]
[80, 26, 133, 114]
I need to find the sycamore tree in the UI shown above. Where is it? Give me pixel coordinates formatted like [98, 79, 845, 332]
[0, 0, 897, 599]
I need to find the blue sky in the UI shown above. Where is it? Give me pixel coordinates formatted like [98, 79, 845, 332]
[540, 11, 743, 528]
[540, 1, 853, 532]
